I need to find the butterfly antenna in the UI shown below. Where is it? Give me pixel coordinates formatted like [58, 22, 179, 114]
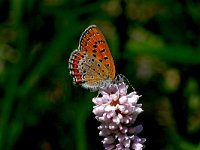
[116, 74, 135, 91]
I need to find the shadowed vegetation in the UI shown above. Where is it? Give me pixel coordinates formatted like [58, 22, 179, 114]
[0, 0, 200, 149]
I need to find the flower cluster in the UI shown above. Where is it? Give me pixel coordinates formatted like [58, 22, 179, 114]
[92, 82, 146, 150]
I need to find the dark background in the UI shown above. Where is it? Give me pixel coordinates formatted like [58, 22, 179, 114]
[0, 0, 200, 150]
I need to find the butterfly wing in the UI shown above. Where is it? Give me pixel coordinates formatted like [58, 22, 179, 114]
[79, 25, 115, 80]
[69, 25, 116, 91]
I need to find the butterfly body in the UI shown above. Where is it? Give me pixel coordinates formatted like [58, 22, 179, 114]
[69, 25, 115, 91]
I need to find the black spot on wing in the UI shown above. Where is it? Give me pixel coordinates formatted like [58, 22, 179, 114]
[100, 49, 106, 53]
[104, 56, 108, 60]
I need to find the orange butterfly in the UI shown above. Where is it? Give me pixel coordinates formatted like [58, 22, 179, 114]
[69, 25, 116, 91]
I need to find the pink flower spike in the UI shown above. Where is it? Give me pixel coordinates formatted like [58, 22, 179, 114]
[104, 144, 115, 150]
[112, 116, 120, 124]
[109, 122, 118, 130]
[119, 96, 127, 104]
[92, 81, 146, 149]
[103, 136, 115, 144]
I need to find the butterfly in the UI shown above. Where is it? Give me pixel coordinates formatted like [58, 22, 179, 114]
[68, 25, 116, 91]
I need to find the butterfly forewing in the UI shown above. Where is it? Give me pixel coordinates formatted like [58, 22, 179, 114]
[79, 25, 115, 80]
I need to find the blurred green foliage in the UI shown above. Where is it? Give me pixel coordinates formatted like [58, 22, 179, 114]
[0, 0, 200, 150]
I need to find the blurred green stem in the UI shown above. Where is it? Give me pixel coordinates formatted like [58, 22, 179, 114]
[0, 28, 27, 149]
[74, 95, 93, 150]
[0, 0, 26, 148]
[75, 111, 87, 150]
